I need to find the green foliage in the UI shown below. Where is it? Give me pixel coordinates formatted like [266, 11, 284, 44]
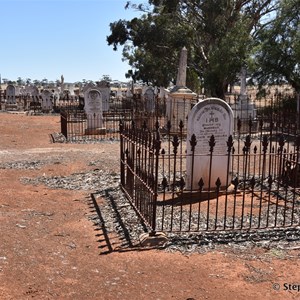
[252, 0, 300, 92]
[107, 0, 279, 98]
[107, 20, 129, 51]
[257, 93, 297, 116]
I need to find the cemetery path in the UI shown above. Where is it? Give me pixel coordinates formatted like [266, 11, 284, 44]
[0, 112, 300, 300]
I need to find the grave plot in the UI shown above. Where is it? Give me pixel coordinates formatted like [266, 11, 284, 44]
[120, 97, 300, 239]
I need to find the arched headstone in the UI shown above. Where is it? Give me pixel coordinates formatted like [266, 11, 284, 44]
[84, 89, 104, 134]
[6, 85, 16, 104]
[186, 98, 234, 190]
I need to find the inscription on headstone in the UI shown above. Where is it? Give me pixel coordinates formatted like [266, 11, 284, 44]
[85, 90, 101, 113]
[186, 98, 234, 190]
[84, 89, 103, 131]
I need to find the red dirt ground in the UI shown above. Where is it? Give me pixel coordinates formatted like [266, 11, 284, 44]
[0, 112, 300, 300]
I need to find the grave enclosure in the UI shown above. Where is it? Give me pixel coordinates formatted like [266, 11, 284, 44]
[186, 98, 234, 190]
[120, 96, 300, 235]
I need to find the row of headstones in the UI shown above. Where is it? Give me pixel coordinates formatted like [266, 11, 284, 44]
[3, 81, 172, 113]
[82, 83, 170, 131]
[3, 85, 59, 111]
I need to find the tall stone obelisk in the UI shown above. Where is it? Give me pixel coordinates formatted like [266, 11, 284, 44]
[166, 47, 197, 133]
[176, 46, 187, 87]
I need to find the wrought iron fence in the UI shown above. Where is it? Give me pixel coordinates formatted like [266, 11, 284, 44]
[61, 108, 126, 141]
[60, 108, 134, 141]
[120, 114, 300, 234]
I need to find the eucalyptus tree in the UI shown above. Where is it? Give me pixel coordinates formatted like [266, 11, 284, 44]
[33, 80, 39, 86]
[107, 0, 279, 99]
[2, 78, 8, 85]
[41, 78, 48, 87]
[101, 75, 112, 82]
[17, 77, 25, 86]
[252, 0, 300, 96]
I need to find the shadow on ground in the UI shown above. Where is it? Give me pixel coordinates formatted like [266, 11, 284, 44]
[88, 191, 149, 254]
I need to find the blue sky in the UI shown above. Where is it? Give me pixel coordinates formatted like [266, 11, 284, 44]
[0, 0, 142, 83]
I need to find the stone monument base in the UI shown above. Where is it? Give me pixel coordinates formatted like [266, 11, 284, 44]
[178, 184, 238, 200]
[139, 232, 168, 247]
[85, 128, 106, 135]
[5, 104, 18, 111]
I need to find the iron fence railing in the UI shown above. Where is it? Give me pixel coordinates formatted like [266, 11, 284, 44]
[60, 109, 132, 141]
[120, 115, 300, 234]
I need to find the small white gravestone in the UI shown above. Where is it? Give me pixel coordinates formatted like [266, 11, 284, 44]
[66, 83, 76, 96]
[84, 89, 104, 134]
[126, 82, 133, 98]
[96, 81, 110, 111]
[31, 86, 39, 97]
[230, 66, 257, 132]
[186, 98, 234, 190]
[144, 87, 155, 112]
[116, 87, 123, 100]
[99, 87, 110, 111]
[6, 84, 16, 104]
[41, 90, 53, 111]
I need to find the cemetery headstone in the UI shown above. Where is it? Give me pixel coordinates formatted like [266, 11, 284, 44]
[144, 87, 155, 112]
[84, 89, 104, 134]
[6, 84, 16, 104]
[83, 82, 96, 97]
[116, 87, 123, 100]
[96, 80, 110, 111]
[41, 90, 53, 111]
[231, 66, 257, 132]
[186, 98, 234, 190]
[126, 82, 133, 98]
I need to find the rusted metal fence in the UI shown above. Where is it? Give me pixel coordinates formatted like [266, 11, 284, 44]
[60, 108, 132, 141]
[120, 108, 300, 234]
[59, 94, 166, 142]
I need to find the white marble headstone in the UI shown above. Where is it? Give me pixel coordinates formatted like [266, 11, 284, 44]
[186, 98, 234, 190]
[116, 88, 123, 100]
[126, 82, 133, 97]
[84, 89, 103, 129]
